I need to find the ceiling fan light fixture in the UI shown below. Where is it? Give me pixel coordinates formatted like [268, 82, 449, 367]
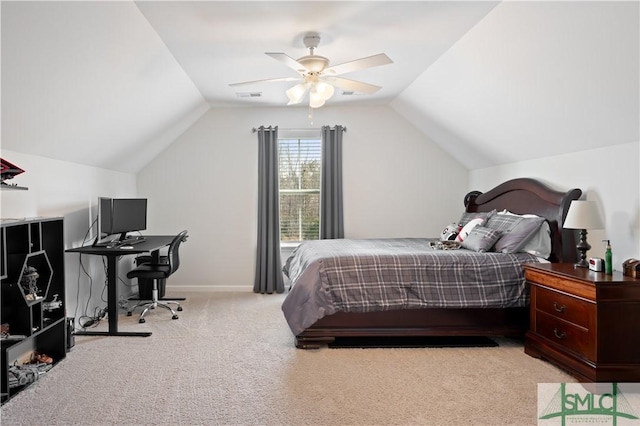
[297, 55, 330, 73]
[286, 83, 307, 105]
[314, 81, 335, 101]
[309, 90, 326, 108]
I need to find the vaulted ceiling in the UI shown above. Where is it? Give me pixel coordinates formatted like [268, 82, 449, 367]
[2, 1, 638, 173]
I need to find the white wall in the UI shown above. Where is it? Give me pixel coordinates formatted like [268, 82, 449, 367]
[137, 105, 469, 291]
[0, 149, 137, 321]
[2, 1, 209, 174]
[470, 141, 640, 269]
[393, 1, 639, 170]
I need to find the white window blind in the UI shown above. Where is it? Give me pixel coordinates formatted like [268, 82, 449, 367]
[278, 131, 321, 241]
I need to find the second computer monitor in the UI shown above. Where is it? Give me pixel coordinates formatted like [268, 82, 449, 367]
[98, 197, 147, 241]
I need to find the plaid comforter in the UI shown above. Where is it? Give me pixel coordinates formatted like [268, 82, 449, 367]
[281, 238, 539, 335]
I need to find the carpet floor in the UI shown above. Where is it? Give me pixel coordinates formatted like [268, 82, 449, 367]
[0, 291, 576, 425]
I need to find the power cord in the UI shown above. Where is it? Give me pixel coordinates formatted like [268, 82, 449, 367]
[74, 217, 112, 331]
[78, 306, 107, 329]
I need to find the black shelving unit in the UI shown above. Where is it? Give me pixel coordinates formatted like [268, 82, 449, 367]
[1, 217, 66, 404]
[0, 184, 28, 191]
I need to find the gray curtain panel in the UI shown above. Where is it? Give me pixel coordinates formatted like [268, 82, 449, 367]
[254, 126, 285, 294]
[320, 125, 344, 239]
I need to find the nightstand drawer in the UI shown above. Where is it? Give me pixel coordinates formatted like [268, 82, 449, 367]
[534, 286, 593, 328]
[536, 311, 594, 359]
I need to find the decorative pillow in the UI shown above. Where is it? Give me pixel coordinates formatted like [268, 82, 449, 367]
[456, 217, 485, 242]
[491, 216, 545, 254]
[461, 226, 502, 252]
[440, 223, 461, 241]
[458, 210, 495, 227]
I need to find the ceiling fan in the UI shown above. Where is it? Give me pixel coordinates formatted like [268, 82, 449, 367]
[230, 33, 393, 108]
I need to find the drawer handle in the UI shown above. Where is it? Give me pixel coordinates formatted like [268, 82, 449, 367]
[553, 328, 567, 339]
[553, 302, 566, 313]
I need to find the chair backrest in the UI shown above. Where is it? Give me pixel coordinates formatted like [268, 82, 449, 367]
[167, 230, 188, 276]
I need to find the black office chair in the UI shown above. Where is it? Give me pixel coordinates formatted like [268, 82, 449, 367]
[126, 230, 188, 323]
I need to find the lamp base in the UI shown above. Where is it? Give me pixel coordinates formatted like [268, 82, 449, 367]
[574, 228, 591, 269]
[574, 259, 589, 268]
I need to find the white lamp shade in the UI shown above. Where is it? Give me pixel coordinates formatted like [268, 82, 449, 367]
[563, 200, 604, 229]
[286, 83, 307, 105]
[314, 81, 335, 100]
[309, 89, 326, 108]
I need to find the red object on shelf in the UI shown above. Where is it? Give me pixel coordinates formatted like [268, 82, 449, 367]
[1, 158, 25, 182]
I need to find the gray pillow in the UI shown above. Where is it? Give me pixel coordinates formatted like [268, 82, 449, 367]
[461, 226, 502, 252]
[492, 216, 545, 253]
[485, 213, 522, 233]
[457, 210, 495, 227]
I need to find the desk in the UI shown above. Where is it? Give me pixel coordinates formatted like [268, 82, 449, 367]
[66, 236, 174, 337]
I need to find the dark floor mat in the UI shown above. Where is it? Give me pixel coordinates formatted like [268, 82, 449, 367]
[328, 335, 498, 348]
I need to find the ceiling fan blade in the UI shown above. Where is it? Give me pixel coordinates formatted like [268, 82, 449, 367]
[229, 77, 300, 87]
[265, 52, 309, 75]
[323, 53, 393, 76]
[323, 77, 382, 94]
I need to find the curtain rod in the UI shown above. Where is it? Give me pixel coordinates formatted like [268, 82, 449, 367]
[251, 126, 346, 133]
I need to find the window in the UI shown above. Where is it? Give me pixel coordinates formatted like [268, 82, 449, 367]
[278, 130, 321, 242]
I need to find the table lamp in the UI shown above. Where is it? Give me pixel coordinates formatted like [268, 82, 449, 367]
[563, 200, 604, 268]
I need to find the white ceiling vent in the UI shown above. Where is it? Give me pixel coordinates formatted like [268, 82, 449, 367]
[236, 92, 262, 98]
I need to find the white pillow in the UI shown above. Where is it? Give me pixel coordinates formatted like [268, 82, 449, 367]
[522, 221, 552, 259]
[456, 217, 484, 242]
[497, 210, 539, 219]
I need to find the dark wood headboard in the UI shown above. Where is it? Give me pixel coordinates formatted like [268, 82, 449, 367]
[464, 178, 582, 263]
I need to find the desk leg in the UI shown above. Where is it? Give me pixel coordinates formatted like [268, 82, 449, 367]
[75, 255, 151, 337]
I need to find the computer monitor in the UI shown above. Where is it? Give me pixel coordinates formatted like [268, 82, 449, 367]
[111, 198, 147, 238]
[98, 197, 112, 240]
[97, 197, 147, 243]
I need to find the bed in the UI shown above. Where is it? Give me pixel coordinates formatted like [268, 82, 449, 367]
[282, 178, 582, 349]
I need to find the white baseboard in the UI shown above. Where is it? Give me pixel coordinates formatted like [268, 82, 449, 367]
[166, 285, 254, 292]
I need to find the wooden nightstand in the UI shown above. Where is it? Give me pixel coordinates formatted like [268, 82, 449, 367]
[523, 262, 640, 382]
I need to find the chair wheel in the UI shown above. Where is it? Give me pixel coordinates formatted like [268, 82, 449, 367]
[177, 307, 183, 311]
[139, 318, 146, 323]
[127, 311, 132, 316]
[172, 315, 179, 320]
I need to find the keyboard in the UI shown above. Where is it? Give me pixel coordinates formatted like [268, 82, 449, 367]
[94, 236, 145, 248]
[121, 238, 145, 245]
